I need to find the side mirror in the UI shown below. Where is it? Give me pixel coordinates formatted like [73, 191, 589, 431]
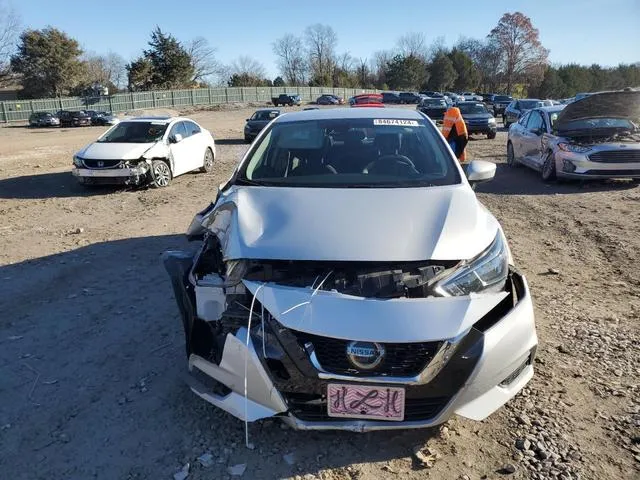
[170, 133, 183, 144]
[466, 160, 496, 186]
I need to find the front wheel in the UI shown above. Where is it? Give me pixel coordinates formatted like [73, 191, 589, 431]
[541, 152, 557, 182]
[507, 142, 518, 167]
[487, 131, 496, 139]
[200, 148, 214, 173]
[151, 160, 172, 188]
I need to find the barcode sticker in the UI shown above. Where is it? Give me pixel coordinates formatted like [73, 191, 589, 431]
[373, 119, 421, 126]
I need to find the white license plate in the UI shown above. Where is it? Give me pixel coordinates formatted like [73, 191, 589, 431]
[327, 383, 405, 421]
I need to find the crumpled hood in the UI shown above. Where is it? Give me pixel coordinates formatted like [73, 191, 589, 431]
[78, 141, 160, 160]
[204, 185, 499, 262]
[556, 91, 640, 130]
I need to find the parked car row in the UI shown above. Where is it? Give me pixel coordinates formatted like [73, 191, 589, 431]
[28, 110, 120, 128]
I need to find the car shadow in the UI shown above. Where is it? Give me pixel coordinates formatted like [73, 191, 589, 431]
[476, 163, 638, 196]
[0, 171, 134, 199]
[215, 138, 247, 145]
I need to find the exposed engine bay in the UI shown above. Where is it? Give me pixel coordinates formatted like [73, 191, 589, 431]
[191, 234, 457, 300]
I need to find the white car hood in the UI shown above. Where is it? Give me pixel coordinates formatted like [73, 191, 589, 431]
[203, 184, 499, 262]
[78, 141, 164, 160]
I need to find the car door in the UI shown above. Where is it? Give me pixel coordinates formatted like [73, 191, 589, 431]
[519, 111, 544, 168]
[510, 111, 530, 160]
[530, 112, 551, 170]
[182, 120, 208, 172]
[167, 121, 191, 177]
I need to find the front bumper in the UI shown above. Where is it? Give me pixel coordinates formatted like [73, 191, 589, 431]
[466, 123, 497, 135]
[164, 252, 537, 431]
[72, 163, 150, 185]
[554, 151, 640, 179]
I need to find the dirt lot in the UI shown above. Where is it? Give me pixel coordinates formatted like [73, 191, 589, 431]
[0, 105, 638, 480]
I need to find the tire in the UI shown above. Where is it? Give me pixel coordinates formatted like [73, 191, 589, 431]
[244, 136, 252, 144]
[507, 142, 518, 167]
[541, 151, 557, 182]
[487, 131, 496, 140]
[200, 147, 214, 173]
[151, 160, 172, 188]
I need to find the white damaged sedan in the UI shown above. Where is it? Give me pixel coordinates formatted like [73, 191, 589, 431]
[72, 116, 216, 188]
[164, 108, 537, 431]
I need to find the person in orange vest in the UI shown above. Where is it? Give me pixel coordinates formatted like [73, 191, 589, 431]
[442, 106, 469, 162]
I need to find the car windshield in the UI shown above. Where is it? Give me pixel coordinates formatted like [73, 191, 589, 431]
[520, 100, 543, 109]
[238, 118, 460, 188]
[458, 103, 487, 114]
[98, 121, 168, 143]
[559, 118, 634, 131]
[251, 111, 279, 121]
[495, 95, 512, 101]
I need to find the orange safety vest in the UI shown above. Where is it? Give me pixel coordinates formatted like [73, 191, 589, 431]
[442, 107, 468, 161]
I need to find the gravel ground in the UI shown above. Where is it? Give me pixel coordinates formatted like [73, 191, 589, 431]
[0, 105, 638, 480]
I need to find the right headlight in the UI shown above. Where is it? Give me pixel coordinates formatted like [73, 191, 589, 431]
[433, 232, 509, 296]
[73, 155, 83, 167]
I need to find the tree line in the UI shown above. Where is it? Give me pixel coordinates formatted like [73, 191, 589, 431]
[0, 5, 638, 100]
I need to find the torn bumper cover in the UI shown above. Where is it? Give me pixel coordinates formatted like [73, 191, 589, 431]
[71, 162, 150, 185]
[163, 250, 537, 431]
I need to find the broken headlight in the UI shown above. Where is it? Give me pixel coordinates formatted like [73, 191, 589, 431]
[224, 259, 249, 286]
[434, 232, 508, 296]
[558, 142, 592, 154]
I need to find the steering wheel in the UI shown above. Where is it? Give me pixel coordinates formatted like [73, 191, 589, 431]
[363, 154, 419, 175]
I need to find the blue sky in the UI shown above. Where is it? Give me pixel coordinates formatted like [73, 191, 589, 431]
[13, 0, 640, 78]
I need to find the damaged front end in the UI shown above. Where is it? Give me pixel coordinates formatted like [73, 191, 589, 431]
[163, 199, 537, 431]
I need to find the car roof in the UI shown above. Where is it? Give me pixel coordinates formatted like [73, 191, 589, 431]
[536, 106, 565, 114]
[120, 116, 187, 123]
[275, 107, 425, 123]
[457, 101, 484, 105]
[518, 98, 542, 102]
[254, 108, 280, 113]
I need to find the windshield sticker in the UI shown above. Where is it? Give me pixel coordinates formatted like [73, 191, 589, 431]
[150, 121, 166, 125]
[373, 119, 422, 127]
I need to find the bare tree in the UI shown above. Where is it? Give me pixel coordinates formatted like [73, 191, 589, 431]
[82, 51, 127, 91]
[272, 34, 307, 85]
[186, 37, 221, 84]
[231, 55, 267, 78]
[371, 50, 394, 88]
[304, 24, 337, 85]
[488, 11, 549, 94]
[397, 32, 428, 59]
[0, 1, 20, 85]
[105, 52, 127, 89]
[426, 36, 448, 61]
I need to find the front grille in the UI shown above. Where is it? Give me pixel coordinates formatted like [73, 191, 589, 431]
[294, 332, 442, 377]
[286, 393, 448, 422]
[588, 150, 640, 163]
[82, 159, 122, 169]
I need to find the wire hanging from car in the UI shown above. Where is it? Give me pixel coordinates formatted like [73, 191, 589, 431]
[244, 282, 264, 450]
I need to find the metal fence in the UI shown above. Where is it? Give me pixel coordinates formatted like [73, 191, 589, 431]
[0, 87, 379, 123]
